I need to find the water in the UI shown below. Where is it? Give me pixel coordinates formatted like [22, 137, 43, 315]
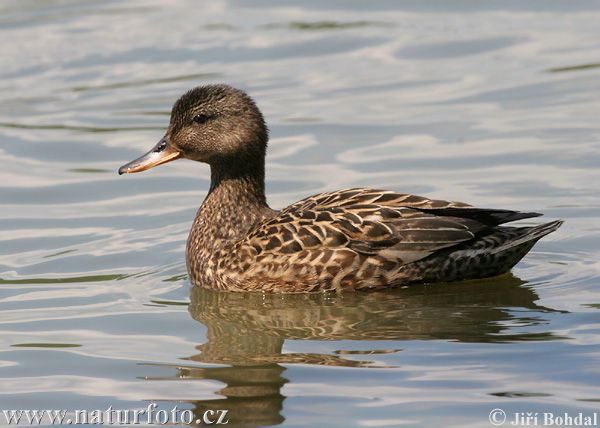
[1, 1, 599, 427]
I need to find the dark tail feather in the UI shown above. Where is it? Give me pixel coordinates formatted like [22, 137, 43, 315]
[491, 219, 563, 254]
[406, 220, 562, 284]
[462, 219, 563, 280]
[420, 207, 543, 226]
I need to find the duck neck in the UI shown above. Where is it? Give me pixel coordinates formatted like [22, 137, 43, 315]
[191, 157, 272, 249]
[208, 158, 268, 208]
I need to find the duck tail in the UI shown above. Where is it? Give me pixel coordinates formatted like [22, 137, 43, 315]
[490, 219, 563, 255]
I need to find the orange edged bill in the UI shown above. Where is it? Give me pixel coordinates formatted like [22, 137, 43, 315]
[118, 137, 181, 175]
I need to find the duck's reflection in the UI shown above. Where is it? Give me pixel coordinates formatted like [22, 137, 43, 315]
[146, 275, 565, 427]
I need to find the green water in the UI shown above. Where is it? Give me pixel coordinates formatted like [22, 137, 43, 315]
[1, 1, 599, 427]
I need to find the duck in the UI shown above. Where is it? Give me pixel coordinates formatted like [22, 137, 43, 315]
[119, 84, 562, 292]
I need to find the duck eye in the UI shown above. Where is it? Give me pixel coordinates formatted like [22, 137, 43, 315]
[155, 141, 167, 152]
[193, 114, 210, 124]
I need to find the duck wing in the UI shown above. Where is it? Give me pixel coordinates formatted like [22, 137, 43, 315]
[244, 188, 539, 266]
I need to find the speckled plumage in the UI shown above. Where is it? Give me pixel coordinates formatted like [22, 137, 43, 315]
[119, 84, 562, 292]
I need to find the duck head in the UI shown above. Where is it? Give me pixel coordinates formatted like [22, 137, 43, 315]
[118, 84, 268, 175]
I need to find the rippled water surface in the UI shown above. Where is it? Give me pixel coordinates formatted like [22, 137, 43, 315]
[1, 1, 600, 427]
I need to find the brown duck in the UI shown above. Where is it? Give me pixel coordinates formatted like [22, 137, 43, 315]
[119, 84, 562, 292]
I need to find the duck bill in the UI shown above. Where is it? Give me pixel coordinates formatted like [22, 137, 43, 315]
[118, 137, 181, 175]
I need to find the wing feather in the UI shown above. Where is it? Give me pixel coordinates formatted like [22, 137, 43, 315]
[244, 188, 485, 265]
